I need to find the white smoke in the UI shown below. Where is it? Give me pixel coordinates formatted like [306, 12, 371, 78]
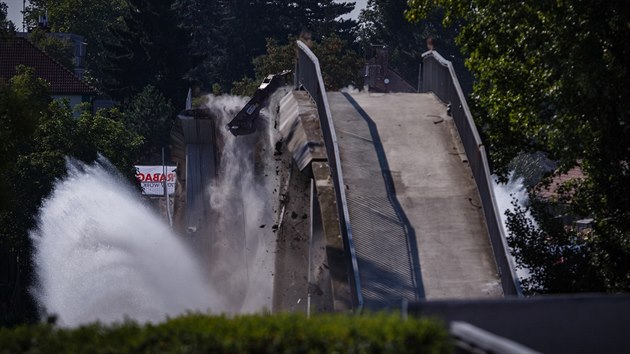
[493, 174, 529, 229]
[340, 85, 363, 94]
[492, 173, 533, 279]
[198, 91, 286, 313]
[31, 158, 226, 326]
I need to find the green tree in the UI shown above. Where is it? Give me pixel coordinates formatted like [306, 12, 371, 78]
[172, 0, 227, 90]
[0, 1, 15, 37]
[505, 196, 606, 294]
[177, 0, 356, 92]
[122, 85, 175, 161]
[0, 66, 50, 223]
[102, 0, 193, 108]
[314, 36, 365, 91]
[3, 91, 142, 219]
[279, 0, 356, 42]
[0, 314, 451, 353]
[27, 29, 75, 70]
[25, 0, 128, 86]
[232, 36, 364, 96]
[407, 0, 630, 292]
[359, 0, 466, 90]
[251, 38, 299, 83]
[231, 37, 297, 96]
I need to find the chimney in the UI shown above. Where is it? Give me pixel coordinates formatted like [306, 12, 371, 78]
[73, 40, 87, 79]
[38, 10, 50, 32]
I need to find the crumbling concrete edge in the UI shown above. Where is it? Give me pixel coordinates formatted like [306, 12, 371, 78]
[278, 90, 326, 172]
[278, 90, 353, 312]
[311, 161, 352, 311]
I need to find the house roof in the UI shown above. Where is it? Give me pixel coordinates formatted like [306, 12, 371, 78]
[537, 165, 585, 200]
[0, 36, 97, 96]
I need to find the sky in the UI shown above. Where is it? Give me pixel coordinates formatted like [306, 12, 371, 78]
[4, 0, 26, 31]
[342, 0, 368, 20]
[4, 0, 367, 30]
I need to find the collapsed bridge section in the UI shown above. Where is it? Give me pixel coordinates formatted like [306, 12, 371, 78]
[170, 108, 218, 237]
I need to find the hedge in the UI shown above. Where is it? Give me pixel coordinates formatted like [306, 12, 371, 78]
[0, 313, 452, 354]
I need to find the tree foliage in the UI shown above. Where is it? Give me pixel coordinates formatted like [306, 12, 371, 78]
[172, 0, 227, 90]
[0, 313, 452, 353]
[314, 36, 365, 91]
[175, 0, 356, 92]
[102, 0, 193, 108]
[27, 29, 75, 70]
[0, 2, 15, 36]
[25, 0, 128, 85]
[232, 36, 364, 97]
[506, 197, 605, 294]
[407, 0, 630, 292]
[121, 85, 175, 161]
[0, 66, 51, 208]
[277, 0, 357, 42]
[23, 0, 359, 98]
[359, 0, 466, 90]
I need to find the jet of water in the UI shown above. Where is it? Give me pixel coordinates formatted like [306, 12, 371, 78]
[493, 174, 529, 230]
[492, 173, 533, 279]
[31, 158, 226, 326]
[199, 91, 285, 313]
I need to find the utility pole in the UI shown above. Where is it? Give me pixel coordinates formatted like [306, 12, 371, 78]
[162, 147, 173, 228]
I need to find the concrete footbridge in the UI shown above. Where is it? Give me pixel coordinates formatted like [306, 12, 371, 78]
[329, 91, 502, 304]
[275, 41, 521, 311]
[171, 40, 521, 314]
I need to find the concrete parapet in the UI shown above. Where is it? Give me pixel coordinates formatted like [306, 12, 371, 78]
[278, 91, 326, 172]
[312, 161, 352, 311]
[277, 90, 353, 312]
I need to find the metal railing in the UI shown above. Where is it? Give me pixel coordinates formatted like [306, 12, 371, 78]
[451, 322, 541, 354]
[295, 41, 364, 309]
[421, 50, 522, 296]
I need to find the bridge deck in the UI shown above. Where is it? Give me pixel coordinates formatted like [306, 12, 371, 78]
[328, 92, 502, 306]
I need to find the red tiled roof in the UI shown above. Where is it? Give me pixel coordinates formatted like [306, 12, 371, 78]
[0, 36, 97, 95]
[537, 165, 585, 200]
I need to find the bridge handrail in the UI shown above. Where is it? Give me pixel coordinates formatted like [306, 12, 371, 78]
[421, 50, 523, 297]
[295, 40, 364, 309]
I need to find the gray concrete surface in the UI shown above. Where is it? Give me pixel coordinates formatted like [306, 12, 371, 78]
[311, 161, 353, 311]
[330, 91, 502, 300]
[276, 90, 355, 312]
[328, 92, 423, 309]
[272, 157, 334, 313]
[278, 90, 326, 171]
[273, 94, 334, 314]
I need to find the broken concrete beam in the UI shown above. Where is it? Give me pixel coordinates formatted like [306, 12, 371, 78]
[312, 161, 352, 311]
[278, 91, 326, 171]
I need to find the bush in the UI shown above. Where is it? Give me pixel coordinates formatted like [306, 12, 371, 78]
[0, 313, 452, 354]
